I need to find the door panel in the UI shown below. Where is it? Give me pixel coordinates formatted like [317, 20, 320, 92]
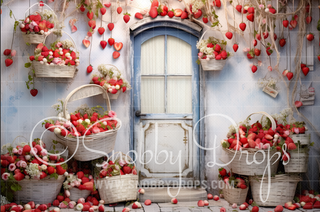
[133, 27, 200, 186]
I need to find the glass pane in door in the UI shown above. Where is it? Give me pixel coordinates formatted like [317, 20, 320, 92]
[141, 36, 165, 75]
[141, 77, 165, 113]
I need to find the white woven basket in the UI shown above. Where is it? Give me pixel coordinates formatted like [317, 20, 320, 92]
[109, 91, 120, 99]
[22, 3, 55, 45]
[224, 112, 280, 176]
[290, 134, 310, 146]
[69, 187, 91, 202]
[284, 148, 309, 173]
[199, 30, 228, 71]
[249, 174, 300, 206]
[56, 84, 122, 161]
[33, 30, 78, 78]
[96, 152, 138, 204]
[14, 175, 65, 204]
[222, 182, 249, 205]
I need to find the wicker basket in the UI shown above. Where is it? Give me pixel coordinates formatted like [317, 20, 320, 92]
[33, 30, 78, 78]
[56, 84, 122, 161]
[224, 112, 280, 176]
[284, 148, 309, 173]
[21, 3, 55, 45]
[109, 91, 120, 99]
[69, 187, 91, 202]
[14, 175, 65, 204]
[199, 30, 228, 71]
[290, 134, 310, 146]
[222, 183, 249, 205]
[96, 153, 138, 204]
[249, 174, 300, 206]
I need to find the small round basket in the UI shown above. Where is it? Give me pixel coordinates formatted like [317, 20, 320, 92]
[56, 84, 122, 161]
[284, 147, 309, 173]
[21, 3, 55, 45]
[249, 174, 300, 206]
[223, 112, 280, 176]
[96, 152, 138, 204]
[69, 187, 92, 202]
[222, 182, 249, 205]
[32, 30, 78, 78]
[290, 134, 310, 146]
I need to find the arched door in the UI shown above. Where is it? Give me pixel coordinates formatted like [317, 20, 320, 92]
[133, 26, 200, 186]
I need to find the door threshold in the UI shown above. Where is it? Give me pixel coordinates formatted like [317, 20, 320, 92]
[138, 187, 207, 203]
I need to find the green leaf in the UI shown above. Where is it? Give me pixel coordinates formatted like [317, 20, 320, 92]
[25, 62, 32, 68]
[53, 140, 58, 144]
[196, 59, 200, 65]
[14, 21, 19, 31]
[26, 42, 30, 46]
[10, 10, 12, 18]
[50, 173, 59, 179]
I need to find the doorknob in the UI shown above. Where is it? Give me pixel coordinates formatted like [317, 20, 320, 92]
[135, 111, 147, 117]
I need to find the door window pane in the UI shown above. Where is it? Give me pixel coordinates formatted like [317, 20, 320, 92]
[141, 76, 165, 113]
[141, 36, 165, 75]
[167, 76, 192, 114]
[167, 36, 192, 75]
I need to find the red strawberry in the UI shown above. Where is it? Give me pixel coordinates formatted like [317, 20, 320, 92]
[100, 7, 106, 15]
[214, 44, 221, 52]
[76, 171, 84, 179]
[279, 38, 286, 47]
[283, 19, 289, 27]
[301, 63, 306, 68]
[168, 10, 174, 18]
[225, 31, 233, 40]
[275, 204, 284, 211]
[290, 19, 297, 28]
[306, 33, 314, 41]
[236, 5, 242, 13]
[218, 168, 227, 176]
[29, 55, 35, 61]
[13, 172, 24, 181]
[87, 11, 94, 20]
[117, 7, 122, 14]
[302, 67, 310, 76]
[108, 37, 115, 46]
[149, 7, 158, 18]
[251, 65, 258, 73]
[79, 5, 85, 12]
[254, 48, 261, 56]
[247, 7, 254, 13]
[233, 43, 238, 52]
[303, 203, 313, 209]
[288, 143, 297, 150]
[100, 40, 107, 49]
[87, 65, 93, 73]
[215, 0, 221, 8]
[239, 22, 246, 31]
[5, 58, 13, 67]
[98, 27, 105, 35]
[181, 11, 188, 19]
[286, 72, 293, 80]
[1, 160, 9, 167]
[3, 49, 11, 56]
[30, 89, 38, 97]
[56, 165, 66, 175]
[247, 51, 254, 59]
[122, 86, 127, 92]
[266, 47, 273, 56]
[269, 8, 276, 14]
[174, 9, 182, 17]
[57, 195, 64, 202]
[123, 13, 130, 23]
[113, 51, 120, 59]
[318, 55, 320, 61]
[246, 14, 254, 22]
[200, 16, 208, 24]
[273, 33, 277, 41]
[193, 9, 202, 19]
[314, 201, 320, 208]
[122, 166, 132, 174]
[256, 33, 261, 41]
[253, 39, 257, 46]
[40, 171, 47, 179]
[252, 206, 259, 212]
[306, 16, 312, 24]
[263, 32, 269, 39]
[135, 12, 143, 19]
[107, 23, 114, 31]
[88, 20, 96, 29]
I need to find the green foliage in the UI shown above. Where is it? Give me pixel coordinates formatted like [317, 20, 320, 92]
[25, 71, 34, 90]
[196, 59, 200, 65]
[50, 173, 59, 179]
[9, 10, 12, 18]
[1, 174, 22, 202]
[25, 62, 32, 68]
[14, 21, 19, 31]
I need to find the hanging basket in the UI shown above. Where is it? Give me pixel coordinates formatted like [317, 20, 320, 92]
[249, 174, 300, 206]
[290, 134, 310, 146]
[69, 187, 92, 202]
[56, 84, 122, 161]
[14, 175, 65, 204]
[284, 148, 309, 173]
[21, 3, 55, 45]
[32, 30, 78, 78]
[109, 91, 120, 99]
[199, 30, 228, 71]
[96, 152, 138, 204]
[222, 182, 249, 205]
[223, 112, 280, 176]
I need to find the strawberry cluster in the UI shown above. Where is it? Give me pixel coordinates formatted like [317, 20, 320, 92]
[91, 76, 127, 94]
[197, 37, 230, 62]
[218, 168, 248, 189]
[294, 190, 320, 210]
[20, 13, 54, 35]
[3, 49, 16, 67]
[1, 138, 67, 183]
[99, 159, 137, 178]
[44, 109, 118, 137]
[1, 201, 52, 212]
[28, 42, 79, 66]
[62, 171, 94, 191]
[54, 197, 105, 211]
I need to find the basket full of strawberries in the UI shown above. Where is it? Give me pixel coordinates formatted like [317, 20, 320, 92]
[44, 84, 122, 161]
[96, 152, 138, 204]
[1, 137, 67, 204]
[20, 3, 56, 45]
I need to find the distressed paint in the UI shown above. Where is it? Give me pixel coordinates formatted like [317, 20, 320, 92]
[1, 0, 319, 195]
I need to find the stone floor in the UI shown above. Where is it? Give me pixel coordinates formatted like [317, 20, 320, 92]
[56, 199, 320, 212]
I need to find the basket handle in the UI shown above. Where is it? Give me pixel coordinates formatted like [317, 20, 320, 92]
[45, 29, 78, 53]
[25, 3, 55, 18]
[11, 136, 29, 146]
[199, 29, 209, 41]
[109, 151, 135, 166]
[63, 84, 111, 119]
